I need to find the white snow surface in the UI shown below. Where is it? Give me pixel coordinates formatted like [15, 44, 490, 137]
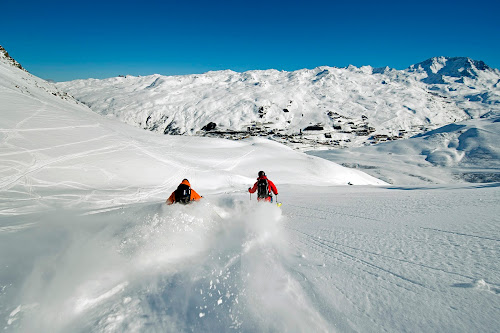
[309, 114, 500, 184]
[1, 54, 499, 333]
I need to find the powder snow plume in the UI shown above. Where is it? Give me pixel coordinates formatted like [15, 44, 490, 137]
[7, 198, 331, 332]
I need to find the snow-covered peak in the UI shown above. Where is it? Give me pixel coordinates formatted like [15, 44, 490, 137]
[407, 56, 496, 84]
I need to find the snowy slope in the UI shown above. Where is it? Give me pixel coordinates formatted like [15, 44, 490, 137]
[1, 49, 499, 333]
[3, 184, 499, 333]
[56, 57, 500, 149]
[0, 50, 383, 216]
[309, 114, 500, 184]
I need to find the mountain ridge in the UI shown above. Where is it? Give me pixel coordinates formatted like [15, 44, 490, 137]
[407, 56, 499, 84]
[0, 45, 26, 72]
[2, 45, 498, 151]
[56, 56, 500, 150]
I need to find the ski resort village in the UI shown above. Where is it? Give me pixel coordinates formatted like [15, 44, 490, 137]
[1, 43, 499, 333]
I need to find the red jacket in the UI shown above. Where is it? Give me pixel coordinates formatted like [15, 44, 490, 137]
[249, 176, 278, 201]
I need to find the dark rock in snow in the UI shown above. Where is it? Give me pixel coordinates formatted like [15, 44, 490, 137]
[202, 122, 217, 131]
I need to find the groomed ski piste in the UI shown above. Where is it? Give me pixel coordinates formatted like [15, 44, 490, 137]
[1, 54, 499, 332]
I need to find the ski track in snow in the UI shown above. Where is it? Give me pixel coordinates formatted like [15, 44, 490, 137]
[419, 227, 500, 243]
[0, 144, 131, 191]
[289, 227, 429, 290]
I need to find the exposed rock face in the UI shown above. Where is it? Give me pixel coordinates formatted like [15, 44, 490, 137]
[0, 45, 27, 71]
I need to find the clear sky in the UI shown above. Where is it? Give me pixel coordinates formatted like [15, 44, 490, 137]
[1, 0, 499, 82]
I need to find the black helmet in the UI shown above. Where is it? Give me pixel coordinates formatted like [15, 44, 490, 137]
[258, 171, 265, 177]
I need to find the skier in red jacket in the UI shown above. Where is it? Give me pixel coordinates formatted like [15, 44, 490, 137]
[248, 171, 278, 202]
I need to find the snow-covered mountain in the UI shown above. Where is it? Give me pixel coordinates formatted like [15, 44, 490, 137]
[56, 56, 500, 150]
[408, 56, 494, 84]
[1, 47, 499, 333]
[406, 57, 500, 118]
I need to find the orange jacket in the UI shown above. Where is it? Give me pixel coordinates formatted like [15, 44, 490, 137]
[166, 179, 202, 205]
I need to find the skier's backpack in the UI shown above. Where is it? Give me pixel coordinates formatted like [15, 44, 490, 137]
[257, 178, 270, 199]
[175, 184, 191, 204]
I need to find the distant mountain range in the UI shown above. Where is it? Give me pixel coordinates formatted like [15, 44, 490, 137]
[1, 45, 498, 151]
[55, 56, 500, 150]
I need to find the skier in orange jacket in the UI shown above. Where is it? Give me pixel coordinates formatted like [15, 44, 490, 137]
[248, 171, 278, 202]
[166, 179, 202, 205]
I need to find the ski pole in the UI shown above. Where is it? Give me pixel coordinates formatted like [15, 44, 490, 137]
[249, 188, 251, 201]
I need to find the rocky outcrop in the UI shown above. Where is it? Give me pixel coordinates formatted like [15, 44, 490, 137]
[0, 45, 27, 72]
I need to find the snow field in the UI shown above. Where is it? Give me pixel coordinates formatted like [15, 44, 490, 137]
[281, 184, 500, 332]
[2, 184, 499, 332]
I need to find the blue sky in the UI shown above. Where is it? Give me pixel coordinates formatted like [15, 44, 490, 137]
[1, 0, 499, 81]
